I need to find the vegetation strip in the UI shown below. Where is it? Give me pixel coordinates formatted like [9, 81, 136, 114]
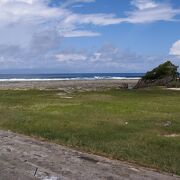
[0, 89, 180, 175]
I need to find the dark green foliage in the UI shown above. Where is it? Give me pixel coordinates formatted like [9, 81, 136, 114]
[142, 61, 179, 80]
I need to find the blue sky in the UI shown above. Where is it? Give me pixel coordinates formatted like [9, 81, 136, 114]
[0, 0, 180, 73]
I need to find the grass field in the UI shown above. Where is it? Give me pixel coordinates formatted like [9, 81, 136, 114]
[0, 89, 180, 174]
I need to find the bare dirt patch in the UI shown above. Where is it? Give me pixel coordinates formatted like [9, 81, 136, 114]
[163, 134, 180, 138]
[167, 88, 180, 91]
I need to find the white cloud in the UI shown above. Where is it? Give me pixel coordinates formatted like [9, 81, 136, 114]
[56, 53, 87, 62]
[64, 13, 123, 26]
[170, 40, 180, 57]
[62, 0, 95, 8]
[0, 0, 63, 26]
[0, 40, 174, 73]
[131, 0, 158, 10]
[53, 44, 167, 73]
[125, 0, 180, 23]
[0, 0, 180, 72]
[0, 0, 123, 38]
[60, 0, 180, 27]
[62, 30, 100, 37]
[0, 0, 179, 41]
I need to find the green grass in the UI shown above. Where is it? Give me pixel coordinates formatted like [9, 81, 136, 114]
[0, 89, 180, 174]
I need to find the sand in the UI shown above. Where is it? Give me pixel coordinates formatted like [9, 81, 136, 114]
[0, 79, 139, 90]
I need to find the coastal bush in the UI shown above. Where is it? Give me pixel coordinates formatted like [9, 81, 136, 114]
[135, 61, 180, 88]
[142, 61, 179, 80]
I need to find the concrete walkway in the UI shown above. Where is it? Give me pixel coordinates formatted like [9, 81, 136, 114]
[0, 130, 179, 180]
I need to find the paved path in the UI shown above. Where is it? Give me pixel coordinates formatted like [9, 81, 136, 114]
[0, 130, 179, 180]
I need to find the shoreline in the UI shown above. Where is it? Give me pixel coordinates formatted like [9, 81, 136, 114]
[0, 78, 141, 82]
[0, 79, 139, 90]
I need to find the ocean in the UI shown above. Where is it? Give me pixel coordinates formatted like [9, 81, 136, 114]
[0, 73, 143, 82]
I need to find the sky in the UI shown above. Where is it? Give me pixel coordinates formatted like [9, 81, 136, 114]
[0, 0, 180, 73]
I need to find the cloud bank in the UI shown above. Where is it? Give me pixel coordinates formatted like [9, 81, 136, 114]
[0, 0, 179, 72]
[170, 40, 180, 57]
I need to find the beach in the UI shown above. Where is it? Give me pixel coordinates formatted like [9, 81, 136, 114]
[0, 79, 139, 90]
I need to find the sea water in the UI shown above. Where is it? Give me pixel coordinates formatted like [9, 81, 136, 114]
[0, 73, 143, 82]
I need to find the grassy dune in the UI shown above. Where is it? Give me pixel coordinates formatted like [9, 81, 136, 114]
[0, 89, 180, 174]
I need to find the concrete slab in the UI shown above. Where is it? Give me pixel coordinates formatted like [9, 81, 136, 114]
[0, 130, 179, 180]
